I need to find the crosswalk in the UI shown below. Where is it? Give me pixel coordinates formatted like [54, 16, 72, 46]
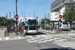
[26, 35, 75, 43]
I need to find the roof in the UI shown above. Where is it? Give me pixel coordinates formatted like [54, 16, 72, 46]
[25, 17, 36, 20]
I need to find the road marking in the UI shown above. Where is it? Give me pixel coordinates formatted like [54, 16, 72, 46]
[19, 36, 22, 39]
[38, 40, 47, 43]
[65, 37, 71, 38]
[0, 38, 2, 41]
[5, 37, 9, 40]
[39, 35, 47, 37]
[71, 38, 75, 39]
[67, 34, 75, 35]
[59, 34, 64, 35]
[55, 39, 67, 42]
[28, 40, 37, 43]
[54, 38, 61, 40]
[26, 36, 33, 39]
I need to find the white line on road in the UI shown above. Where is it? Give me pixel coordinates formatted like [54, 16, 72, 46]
[5, 37, 9, 40]
[65, 37, 71, 38]
[0, 38, 2, 41]
[71, 38, 75, 40]
[54, 39, 67, 42]
[38, 40, 47, 43]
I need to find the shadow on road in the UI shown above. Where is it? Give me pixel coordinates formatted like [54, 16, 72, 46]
[26, 32, 45, 35]
[40, 47, 75, 50]
[38, 32, 45, 35]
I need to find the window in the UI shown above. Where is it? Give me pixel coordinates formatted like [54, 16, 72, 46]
[28, 20, 36, 27]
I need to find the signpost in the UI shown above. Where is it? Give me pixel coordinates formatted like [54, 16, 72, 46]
[14, 15, 19, 35]
[14, 15, 19, 19]
[59, 15, 62, 18]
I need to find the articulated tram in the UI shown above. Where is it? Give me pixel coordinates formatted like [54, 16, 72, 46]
[23, 17, 38, 34]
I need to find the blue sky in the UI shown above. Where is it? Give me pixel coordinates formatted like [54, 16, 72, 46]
[0, 0, 55, 20]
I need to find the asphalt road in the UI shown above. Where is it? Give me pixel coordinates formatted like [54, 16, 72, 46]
[0, 39, 68, 50]
[0, 29, 75, 50]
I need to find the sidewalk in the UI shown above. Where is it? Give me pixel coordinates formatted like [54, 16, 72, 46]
[38, 29, 75, 34]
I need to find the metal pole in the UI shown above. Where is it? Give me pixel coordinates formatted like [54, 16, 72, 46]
[36, 16, 38, 29]
[34, 13, 35, 17]
[6, 13, 9, 37]
[13, 12, 15, 18]
[9, 11, 11, 19]
[16, 0, 17, 15]
[24, 12, 25, 20]
[22, 12, 23, 17]
[45, 13, 46, 30]
[15, 0, 18, 35]
[48, 13, 49, 19]
[58, 1, 60, 16]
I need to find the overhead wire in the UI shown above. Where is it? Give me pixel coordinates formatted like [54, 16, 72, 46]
[28, 0, 46, 15]
[31, 0, 49, 13]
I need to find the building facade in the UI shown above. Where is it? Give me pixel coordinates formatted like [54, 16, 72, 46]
[51, 0, 75, 21]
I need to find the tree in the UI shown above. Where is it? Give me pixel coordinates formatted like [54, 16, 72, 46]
[40, 18, 45, 27]
[63, 5, 75, 21]
[0, 16, 10, 26]
[40, 18, 50, 27]
[0, 17, 6, 26]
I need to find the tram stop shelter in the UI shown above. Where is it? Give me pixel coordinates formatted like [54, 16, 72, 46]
[4, 20, 17, 37]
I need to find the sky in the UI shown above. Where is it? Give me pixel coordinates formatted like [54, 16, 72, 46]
[0, 0, 55, 20]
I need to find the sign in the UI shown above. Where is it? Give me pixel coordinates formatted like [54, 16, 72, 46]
[14, 15, 19, 19]
[59, 15, 62, 18]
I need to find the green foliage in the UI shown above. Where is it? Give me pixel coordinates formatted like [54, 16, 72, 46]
[0, 17, 6, 26]
[0, 16, 10, 26]
[40, 18, 50, 27]
[63, 5, 75, 21]
[40, 18, 45, 27]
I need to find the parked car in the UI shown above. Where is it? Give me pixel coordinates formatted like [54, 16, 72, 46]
[59, 22, 70, 31]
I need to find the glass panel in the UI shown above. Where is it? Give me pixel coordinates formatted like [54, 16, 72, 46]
[54, 22, 59, 29]
[28, 20, 36, 27]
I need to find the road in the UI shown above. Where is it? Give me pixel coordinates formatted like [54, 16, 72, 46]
[0, 29, 75, 50]
[0, 39, 66, 50]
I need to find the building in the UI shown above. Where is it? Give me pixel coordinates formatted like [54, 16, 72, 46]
[51, 0, 75, 21]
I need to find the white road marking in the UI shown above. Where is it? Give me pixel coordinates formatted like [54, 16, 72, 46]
[39, 35, 47, 37]
[54, 35, 59, 36]
[19, 37, 22, 39]
[44, 39, 54, 42]
[71, 38, 75, 39]
[54, 38, 61, 40]
[26, 36, 33, 38]
[0, 38, 2, 41]
[59, 34, 64, 35]
[65, 37, 71, 38]
[28, 40, 37, 43]
[5, 37, 9, 40]
[55, 39, 67, 42]
[27, 39, 35, 41]
[67, 34, 75, 35]
[38, 40, 47, 43]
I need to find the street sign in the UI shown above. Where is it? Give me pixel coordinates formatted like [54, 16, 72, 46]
[14, 15, 19, 19]
[59, 15, 62, 18]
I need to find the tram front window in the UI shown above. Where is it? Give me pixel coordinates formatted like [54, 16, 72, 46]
[28, 20, 36, 30]
[28, 20, 36, 27]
